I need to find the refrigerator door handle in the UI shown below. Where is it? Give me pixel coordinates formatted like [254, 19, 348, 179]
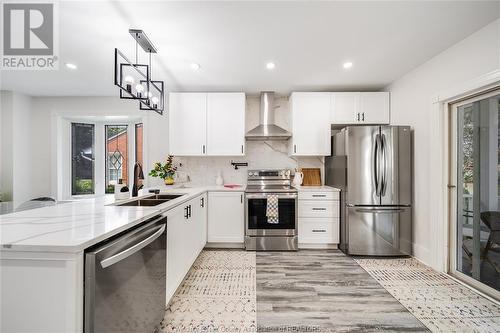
[374, 134, 383, 196]
[354, 208, 404, 213]
[380, 133, 388, 196]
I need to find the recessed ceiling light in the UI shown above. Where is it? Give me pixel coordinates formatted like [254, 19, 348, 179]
[190, 63, 200, 70]
[65, 63, 77, 70]
[343, 61, 353, 69]
[266, 62, 276, 70]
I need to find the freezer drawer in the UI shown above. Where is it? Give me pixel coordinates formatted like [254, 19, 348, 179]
[346, 206, 411, 256]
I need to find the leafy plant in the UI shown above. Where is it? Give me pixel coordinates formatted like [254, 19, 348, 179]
[149, 155, 178, 180]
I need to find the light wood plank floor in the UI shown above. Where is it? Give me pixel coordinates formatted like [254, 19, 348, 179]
[256, 250, 429, 332]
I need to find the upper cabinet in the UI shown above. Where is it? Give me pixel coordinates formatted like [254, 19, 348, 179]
[331, 92, 390, 125]
[289, 92, 331, 156]
[169, 93, 207, 156]
[206, 93, 245, 156]
[169, 92, 245, 156]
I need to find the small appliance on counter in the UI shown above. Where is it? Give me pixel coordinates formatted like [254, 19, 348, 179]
[245, 169, 297, 251]
[325, 125, 412, 256]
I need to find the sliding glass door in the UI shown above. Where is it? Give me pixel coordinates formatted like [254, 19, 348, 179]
[450, 89, 500, 298]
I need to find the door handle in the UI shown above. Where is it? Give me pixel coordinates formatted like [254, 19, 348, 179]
[312, 229, 326, 233]
[100, 224, 165, 268]
[312, 207, 327, 211]
[374, 134, 383, 196]
[380, 134, 388, 196]
[312, 194, 326, 198]
[355, 208, 405, 213]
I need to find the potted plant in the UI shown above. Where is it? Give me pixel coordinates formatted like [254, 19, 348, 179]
[149, 155, 178, 185]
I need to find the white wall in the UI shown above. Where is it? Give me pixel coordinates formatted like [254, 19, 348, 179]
[0, 91, 33, 203]
[387, 18, 500, 269]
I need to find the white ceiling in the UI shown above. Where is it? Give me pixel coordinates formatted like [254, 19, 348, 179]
[1, 1, 499, 96]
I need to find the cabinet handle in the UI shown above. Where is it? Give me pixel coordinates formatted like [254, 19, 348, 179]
[184, 206, 189, 219]
[312, 229, 326, 233]
[294, 145, 297, 153]
[241, 194, 243, 204]
[312, 194, 326, 198]
[357, 113, 360, 121]
[312, 208, 327, 211]
[241, 145, 244, 154]
[200, 197, 204, 208]
[202, 145, 206, 154]
[362, 112, 365, 121]
[188, 205, 192, 218]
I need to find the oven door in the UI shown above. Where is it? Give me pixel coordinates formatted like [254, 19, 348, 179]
[245, 192, 297, 236]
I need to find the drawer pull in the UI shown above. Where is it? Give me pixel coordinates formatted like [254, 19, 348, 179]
[312, 208, 327, 211]
[312, 194, 326, 197]
[312, 229, 326, 233]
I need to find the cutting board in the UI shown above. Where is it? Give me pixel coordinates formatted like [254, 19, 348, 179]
[301, 168, 321, 186]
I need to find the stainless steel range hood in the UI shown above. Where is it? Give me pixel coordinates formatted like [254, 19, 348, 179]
[246, 92, 291, 141]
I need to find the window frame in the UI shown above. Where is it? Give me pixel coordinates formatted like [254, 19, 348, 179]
[70, 122, 96, 196]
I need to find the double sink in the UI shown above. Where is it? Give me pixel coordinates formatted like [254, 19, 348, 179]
[117, 194, 185, 207]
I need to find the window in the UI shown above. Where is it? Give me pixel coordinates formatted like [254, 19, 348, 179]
[105, 125, 128, 194]
[71, 123, 95, 195]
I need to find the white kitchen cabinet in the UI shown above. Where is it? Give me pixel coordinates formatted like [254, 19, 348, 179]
[166, 203, 187, 302]
[169, 93, 207, 156]
[289, 92, 331, 156]
[298, 188, 340, 248]
[207, 191, 245, 244]
[169, 92, 246, 156]
[359, 92, 390, 124]
[166, 194, 207, 303]
[331, 92, 390, 125]
[330, 92, 359, 124]
[207, 93, 245, 155]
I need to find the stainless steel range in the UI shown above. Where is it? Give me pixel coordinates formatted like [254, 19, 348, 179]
[245, 169, 298, 251]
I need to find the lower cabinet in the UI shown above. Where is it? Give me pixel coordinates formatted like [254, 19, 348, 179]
[166, 193, 207, 303]
[298, 190, 340, 248]
[207, 191, 245, 244]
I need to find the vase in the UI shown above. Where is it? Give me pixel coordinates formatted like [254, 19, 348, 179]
[164, 176, 175, 185]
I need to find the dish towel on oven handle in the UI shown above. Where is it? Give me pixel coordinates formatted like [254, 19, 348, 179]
[266, 194, 279, 224]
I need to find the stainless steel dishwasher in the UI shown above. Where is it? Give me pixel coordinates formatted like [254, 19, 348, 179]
[84, 214, 167, 333]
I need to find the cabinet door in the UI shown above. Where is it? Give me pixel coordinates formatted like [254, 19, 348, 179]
[190, 194, 208, 254]
[207, 192, 244, 243]
[331, 92, 360, 124]
[290, 92, 331, 156]
[169, 93, 207, 156]
[359, 92, 390, 124]
[206, 93, 245, 156]
[166, 204, 186, 302]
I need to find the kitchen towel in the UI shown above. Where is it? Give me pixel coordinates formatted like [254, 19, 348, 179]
[266, 195, 279, 224]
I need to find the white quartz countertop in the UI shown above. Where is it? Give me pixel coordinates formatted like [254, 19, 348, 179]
[294, 185, 340, 192]
[0, 185, 244, 254]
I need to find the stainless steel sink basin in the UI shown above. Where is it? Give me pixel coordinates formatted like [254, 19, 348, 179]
[151, 194, 184, 200]
[117, 199, 169, 207]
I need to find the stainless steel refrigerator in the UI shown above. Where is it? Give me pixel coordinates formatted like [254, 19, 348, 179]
[325, 126, 412, 256]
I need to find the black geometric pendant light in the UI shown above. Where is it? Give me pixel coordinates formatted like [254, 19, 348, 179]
[114, 29, 164, 115]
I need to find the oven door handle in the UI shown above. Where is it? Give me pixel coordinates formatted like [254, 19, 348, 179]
[245, 193, 298, 199]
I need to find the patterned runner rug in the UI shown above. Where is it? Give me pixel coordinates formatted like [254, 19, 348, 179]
[355, 258, 500, 332]
[160, 250, 256, 333]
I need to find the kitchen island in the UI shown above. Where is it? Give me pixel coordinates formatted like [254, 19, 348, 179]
[0, 186, 244, 333]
